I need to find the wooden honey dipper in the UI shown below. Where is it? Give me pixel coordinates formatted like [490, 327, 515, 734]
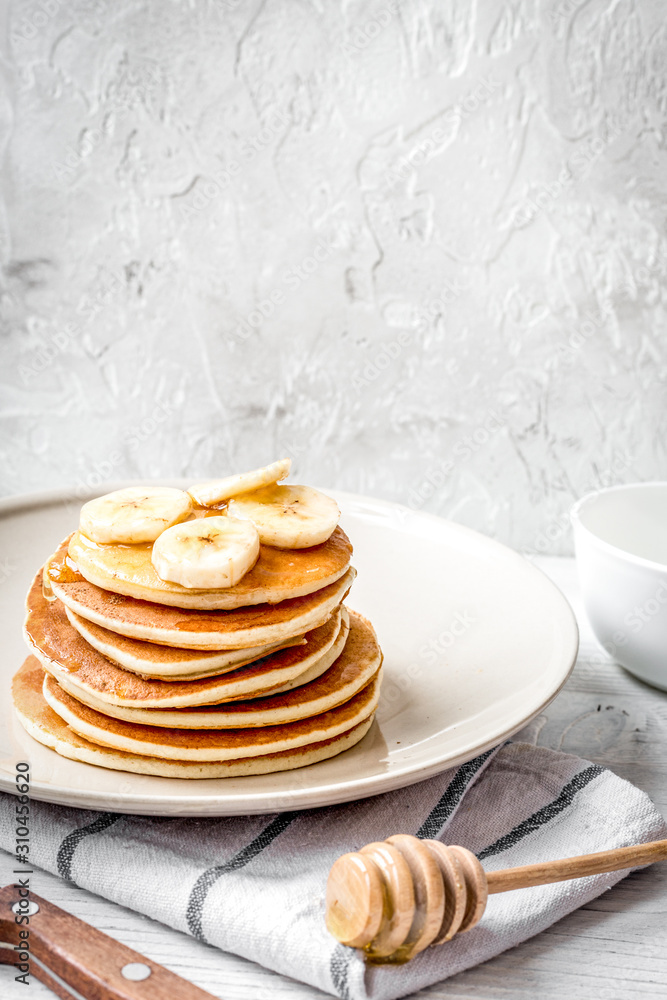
[325, 834, 667, 963]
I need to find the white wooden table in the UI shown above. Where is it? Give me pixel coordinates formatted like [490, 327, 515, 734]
[2, 557, 666, 999]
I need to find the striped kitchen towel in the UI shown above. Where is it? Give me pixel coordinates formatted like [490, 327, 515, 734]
[1, 741, 665, 1000]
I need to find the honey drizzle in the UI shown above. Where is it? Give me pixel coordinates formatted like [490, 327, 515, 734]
[364, 880, 422, 965]
[47, 552, 85, 585]
[41, 564, 57, 602]
[191, 503, 228, 519]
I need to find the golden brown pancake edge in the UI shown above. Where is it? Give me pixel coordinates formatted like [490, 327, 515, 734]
[12, 656, 376, 778]
[49, 611, 381, 727]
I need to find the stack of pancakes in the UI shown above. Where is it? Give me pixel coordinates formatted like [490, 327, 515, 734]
[13, 524, 382, 778]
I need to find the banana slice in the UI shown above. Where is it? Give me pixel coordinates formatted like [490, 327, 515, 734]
[188, 457, 291, 507]
[79, 487, 192, 545]
[227, 484, 340, 549]
[151, 515, 260, 589]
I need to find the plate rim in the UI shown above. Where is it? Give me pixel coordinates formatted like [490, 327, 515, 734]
[0, 483, 579, 816]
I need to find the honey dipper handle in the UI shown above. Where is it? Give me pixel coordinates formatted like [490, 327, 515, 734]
[486, 838, 667, 894]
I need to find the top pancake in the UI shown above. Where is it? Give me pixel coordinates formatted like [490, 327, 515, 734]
[62, 526, 352, 609]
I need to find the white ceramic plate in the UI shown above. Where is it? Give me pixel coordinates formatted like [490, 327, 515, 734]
[0, 484, 578, 816]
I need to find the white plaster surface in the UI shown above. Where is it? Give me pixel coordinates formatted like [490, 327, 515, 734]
[0, 0, 665, 554]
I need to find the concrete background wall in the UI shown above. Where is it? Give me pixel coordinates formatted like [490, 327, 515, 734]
[1, 0, 665, 554]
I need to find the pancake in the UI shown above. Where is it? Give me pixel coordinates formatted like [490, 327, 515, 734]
[64, 608, 303, 678]
[62, 526, 352, 609]
[31, 604, 349, 708]
[42, 666, 382, 761]
[50, 612, 380, 727]
[52, 566, 356, 650]
[26, 570, 305, 679]
[12, 657, 375, 778]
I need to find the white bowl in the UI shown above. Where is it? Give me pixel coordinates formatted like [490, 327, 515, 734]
[571, 482, 667, 690]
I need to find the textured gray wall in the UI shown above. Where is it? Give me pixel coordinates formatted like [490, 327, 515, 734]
[1, 0, 665, 554]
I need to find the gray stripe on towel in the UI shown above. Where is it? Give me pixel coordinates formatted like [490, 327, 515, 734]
[56, 813, 121, 882]
[417, 747, 498, 840]
[186, 811, 297, 941]
[330, 942, 352, 1000]
[478, 764, 605, 861]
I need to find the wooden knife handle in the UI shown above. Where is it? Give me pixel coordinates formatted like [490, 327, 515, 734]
[0, 885, 217, 1000]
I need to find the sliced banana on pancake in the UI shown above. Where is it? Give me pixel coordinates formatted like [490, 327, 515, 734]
[188, 458, 291, 507]
[152, 516, 259, 589]
[80, 487, 192, 544]
[228, 484, 340, 548]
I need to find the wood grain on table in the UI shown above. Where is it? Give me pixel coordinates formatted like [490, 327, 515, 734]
[1, 558, 666, 1000]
